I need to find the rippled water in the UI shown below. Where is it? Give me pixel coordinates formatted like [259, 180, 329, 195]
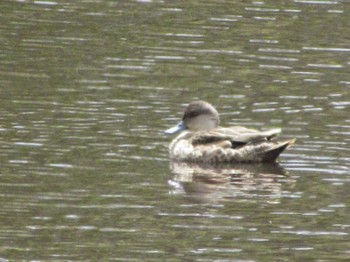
[0, 0, 349, 261]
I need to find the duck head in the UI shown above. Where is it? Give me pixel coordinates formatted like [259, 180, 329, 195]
[165, 101, 220, 134]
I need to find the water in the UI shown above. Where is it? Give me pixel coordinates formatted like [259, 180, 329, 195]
[0, 0, 349, 260]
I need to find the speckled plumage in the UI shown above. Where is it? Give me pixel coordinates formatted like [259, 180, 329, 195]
[165, 101, 295, 163]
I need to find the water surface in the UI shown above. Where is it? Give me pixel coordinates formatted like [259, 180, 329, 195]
[0, 0, 350, 261]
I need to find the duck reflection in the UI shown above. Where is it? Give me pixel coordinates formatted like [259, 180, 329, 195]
[169, 161, 296, 204]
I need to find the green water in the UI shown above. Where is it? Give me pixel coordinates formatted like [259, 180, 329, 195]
[0, 0, 349, 261]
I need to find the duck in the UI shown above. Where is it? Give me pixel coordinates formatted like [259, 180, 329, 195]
[165, 101, 295, 163]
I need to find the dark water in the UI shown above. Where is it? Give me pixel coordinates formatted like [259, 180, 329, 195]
[0, 0, 349, 261]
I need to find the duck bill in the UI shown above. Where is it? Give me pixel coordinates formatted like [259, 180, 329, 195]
[164, 121, 186, 134]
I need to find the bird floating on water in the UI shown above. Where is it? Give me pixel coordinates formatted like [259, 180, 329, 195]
[165, 101, 295, 163]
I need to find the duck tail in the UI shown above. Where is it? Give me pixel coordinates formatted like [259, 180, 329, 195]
[262, 139, 296, 162]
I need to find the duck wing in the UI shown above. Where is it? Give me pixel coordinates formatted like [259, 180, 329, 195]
[191, 127, 282, 147]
